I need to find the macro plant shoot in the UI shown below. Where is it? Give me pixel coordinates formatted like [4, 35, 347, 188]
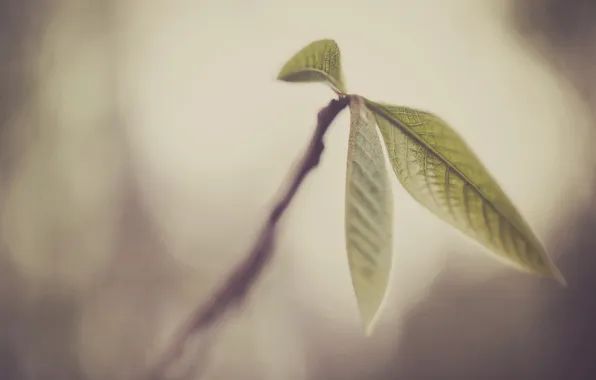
[276, 38, 566, 335]
[150, 37, 570, 380]
[4, 2, 594, 380]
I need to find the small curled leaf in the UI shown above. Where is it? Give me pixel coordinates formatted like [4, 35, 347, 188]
[345, 96, 394, 335]
[277, 39, 347, 95]
[365, 100, 565, 285]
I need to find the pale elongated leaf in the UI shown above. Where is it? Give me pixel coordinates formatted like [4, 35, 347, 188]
[365, 100, 565, 285]
[277, 39, 347, 95]
[345, 96, 394, 335]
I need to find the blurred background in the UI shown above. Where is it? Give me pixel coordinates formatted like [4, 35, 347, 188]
[1, 0, 595, 379]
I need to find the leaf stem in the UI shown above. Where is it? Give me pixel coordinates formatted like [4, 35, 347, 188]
[145, 96, 350, 380]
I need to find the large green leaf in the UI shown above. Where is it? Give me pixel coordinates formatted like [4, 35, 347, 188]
[277, 39, 347, 95]
[345, 96, 394, 335]
[365, 100, 565, 285]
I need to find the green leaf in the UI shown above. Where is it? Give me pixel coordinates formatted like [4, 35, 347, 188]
[365, 100, 565, 285]
[345, 96, 394, 335]
[277, 39, 347, 95]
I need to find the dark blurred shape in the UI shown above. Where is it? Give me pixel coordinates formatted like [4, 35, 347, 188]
[1, 1, 38, 379]
[511, 0, 596, 100]
[0, 0, 45, 181]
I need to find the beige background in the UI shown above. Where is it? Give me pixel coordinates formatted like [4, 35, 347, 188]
[1, 0, 594, 379]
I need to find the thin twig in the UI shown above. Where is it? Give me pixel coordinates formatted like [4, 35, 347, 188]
[146, 95, 351, 379]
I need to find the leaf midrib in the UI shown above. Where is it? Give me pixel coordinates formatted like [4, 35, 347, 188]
[365, 100, 537, 252]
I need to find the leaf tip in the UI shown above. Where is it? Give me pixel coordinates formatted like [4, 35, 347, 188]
[352, 287, 387, 337]
[547, 263, 567, 287]
[534, 254, 566, 286]
[360, 308, 380, 337]
[355, 291, 389, 337]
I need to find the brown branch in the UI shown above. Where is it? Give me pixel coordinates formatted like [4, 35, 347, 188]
[146, 95, 351, 380]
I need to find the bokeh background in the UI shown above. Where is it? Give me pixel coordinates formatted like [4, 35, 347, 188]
[1, 0, 595, 379]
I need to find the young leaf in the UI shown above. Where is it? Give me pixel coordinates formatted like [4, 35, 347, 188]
[345, 96, 394, 335]
[365, 100, 565, 285]
[277, 39, 347, 95]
